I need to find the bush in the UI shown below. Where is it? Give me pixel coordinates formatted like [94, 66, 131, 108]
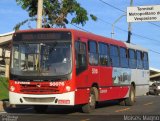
[0, 77, 9, 100]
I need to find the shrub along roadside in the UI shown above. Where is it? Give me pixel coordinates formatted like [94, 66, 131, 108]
[0, 77, 9, 100]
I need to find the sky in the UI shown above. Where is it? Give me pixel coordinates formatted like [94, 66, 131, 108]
[0, 0, 160, 69]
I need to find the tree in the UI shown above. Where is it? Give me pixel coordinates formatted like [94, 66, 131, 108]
[14, 0, 97, 30]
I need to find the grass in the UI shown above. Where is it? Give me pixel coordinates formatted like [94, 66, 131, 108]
[0, 77, 9, 100]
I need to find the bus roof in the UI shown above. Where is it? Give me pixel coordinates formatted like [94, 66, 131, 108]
[71, 29, 126, 47]
[14, 28, 126, 47]
[124, 42, 148, 52]
[14, 28, 148, 51]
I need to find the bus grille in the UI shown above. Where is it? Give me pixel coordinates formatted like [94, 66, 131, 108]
[23, 97, 55, 103]
[20, 84, 60, 94]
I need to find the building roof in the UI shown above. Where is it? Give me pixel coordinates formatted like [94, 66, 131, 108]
[0, 31, 14, 48]
[150, 67, 160, 80]
[0, 31, 14, 37]
[150, 67, 160, 72]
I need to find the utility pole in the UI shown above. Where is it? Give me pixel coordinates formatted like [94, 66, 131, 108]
[127, 0, 133, 43]
[36, 0, 43, 71]
[37, 0, 43, 28]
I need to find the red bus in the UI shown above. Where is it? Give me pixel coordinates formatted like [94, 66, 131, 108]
[9, 28, 149, 113]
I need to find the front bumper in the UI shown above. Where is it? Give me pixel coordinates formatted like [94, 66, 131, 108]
[9, 91, 75, 105]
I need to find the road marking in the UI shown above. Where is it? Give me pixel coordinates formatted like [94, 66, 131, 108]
[144, 102, 153, 106]
[80, 118, 90, 121]
[115, 108, 130, 113]
[0, 112, 6, 114]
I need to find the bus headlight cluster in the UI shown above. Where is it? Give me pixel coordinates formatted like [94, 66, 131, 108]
[10, 86, 15, 92]
[66, 86, 71, 91]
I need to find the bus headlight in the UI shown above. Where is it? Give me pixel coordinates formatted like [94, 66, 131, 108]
[157, 86, 160, 90]
[66, 86, 71, 91]
[10, 86, 15, 92]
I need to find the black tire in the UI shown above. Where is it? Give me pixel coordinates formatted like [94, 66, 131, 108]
[146, 92, 149, 95]
[119, 99, 126, 106]
[82, 87, 97, 113]
[34, 105, 48, 113]
[125, 85, 135, 106]
[154, 90, 159, 95]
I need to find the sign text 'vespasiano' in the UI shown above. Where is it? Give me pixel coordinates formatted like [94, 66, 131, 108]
[127, 5, 160, 22]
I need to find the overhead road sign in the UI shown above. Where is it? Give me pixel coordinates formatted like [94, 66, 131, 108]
[127, 5, 160, 22]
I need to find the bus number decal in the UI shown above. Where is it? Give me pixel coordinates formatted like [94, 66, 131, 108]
[50, 82, 65, 86]
[100, 89, 107, 94]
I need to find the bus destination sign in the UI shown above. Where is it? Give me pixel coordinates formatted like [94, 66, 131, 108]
[13, 32, 71, 41]
[22, 33, 61, 40]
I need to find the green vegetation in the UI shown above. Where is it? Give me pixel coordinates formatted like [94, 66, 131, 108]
[0, 77, 9, 100]
[14, 0, 97, 30]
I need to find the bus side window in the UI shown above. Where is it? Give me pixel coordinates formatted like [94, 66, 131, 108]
[129, 49, 136, 69]
[88, 41, 98, 65]
[120, 47, 128, 68]
[137, 51, 143, 69]
[109, 45, 120, 67]
[98, 42, 109, 66]
[75, 41, 87, 74]
[143, 52, 149, 70]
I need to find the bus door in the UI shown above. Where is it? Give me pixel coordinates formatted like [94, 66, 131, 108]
[74, 39, 89, 104]
[87, 41, 100, 87]
[98, 43, 112, 101]
[98, 43, 112, 86]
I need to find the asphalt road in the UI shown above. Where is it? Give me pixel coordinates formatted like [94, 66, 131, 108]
[0, 95, 160, 121]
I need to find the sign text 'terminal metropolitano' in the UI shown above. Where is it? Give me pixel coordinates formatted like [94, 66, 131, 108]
[127, 5, 160, 22]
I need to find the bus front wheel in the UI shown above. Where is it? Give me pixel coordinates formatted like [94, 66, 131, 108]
[82, 87, 97, 113]
[34, 105, 48, 113]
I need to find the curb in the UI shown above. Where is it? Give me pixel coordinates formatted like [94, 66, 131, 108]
[0, 101, 32, 112]
[0, 101, 4, 112]
[0, 101, 15, 112]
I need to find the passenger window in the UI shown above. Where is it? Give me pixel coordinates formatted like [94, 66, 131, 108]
[120, 47, 128, 68]
[143, 52, 149, 70]
[137, 51, 143, 69]
[75, 41, 87, 74]
[88, 41, 98, 65]
[129, 49, 136, 69]
[99, 43, 109, 66]
[109, 45, 120, 67]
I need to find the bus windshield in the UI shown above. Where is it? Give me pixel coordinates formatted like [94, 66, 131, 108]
[11, 41, 72, 77]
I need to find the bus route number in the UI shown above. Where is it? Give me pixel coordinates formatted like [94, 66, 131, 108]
[50, 82, 65, 86]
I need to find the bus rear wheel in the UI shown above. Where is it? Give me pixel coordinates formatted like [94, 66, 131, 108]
[34, 105, 48, 113]
[125, 85, 135, 106]
[82, 87, 97, 113]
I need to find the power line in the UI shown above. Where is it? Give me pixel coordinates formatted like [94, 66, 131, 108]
[148, 22, 160, 28]
[69, 1, 160, 55]
[149, 49, 160, 55]
[70, 15, 160, 45]
[69, 23, 91, 33]
[98, 0, 160, 29]
[70, 22, 160, 55]
[96, 0, 160, 43]
[97, 17, 128, 33]
[98, 0, 125, 13]
[132, 32, 160, 43]
[96, 16, 160, 43]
